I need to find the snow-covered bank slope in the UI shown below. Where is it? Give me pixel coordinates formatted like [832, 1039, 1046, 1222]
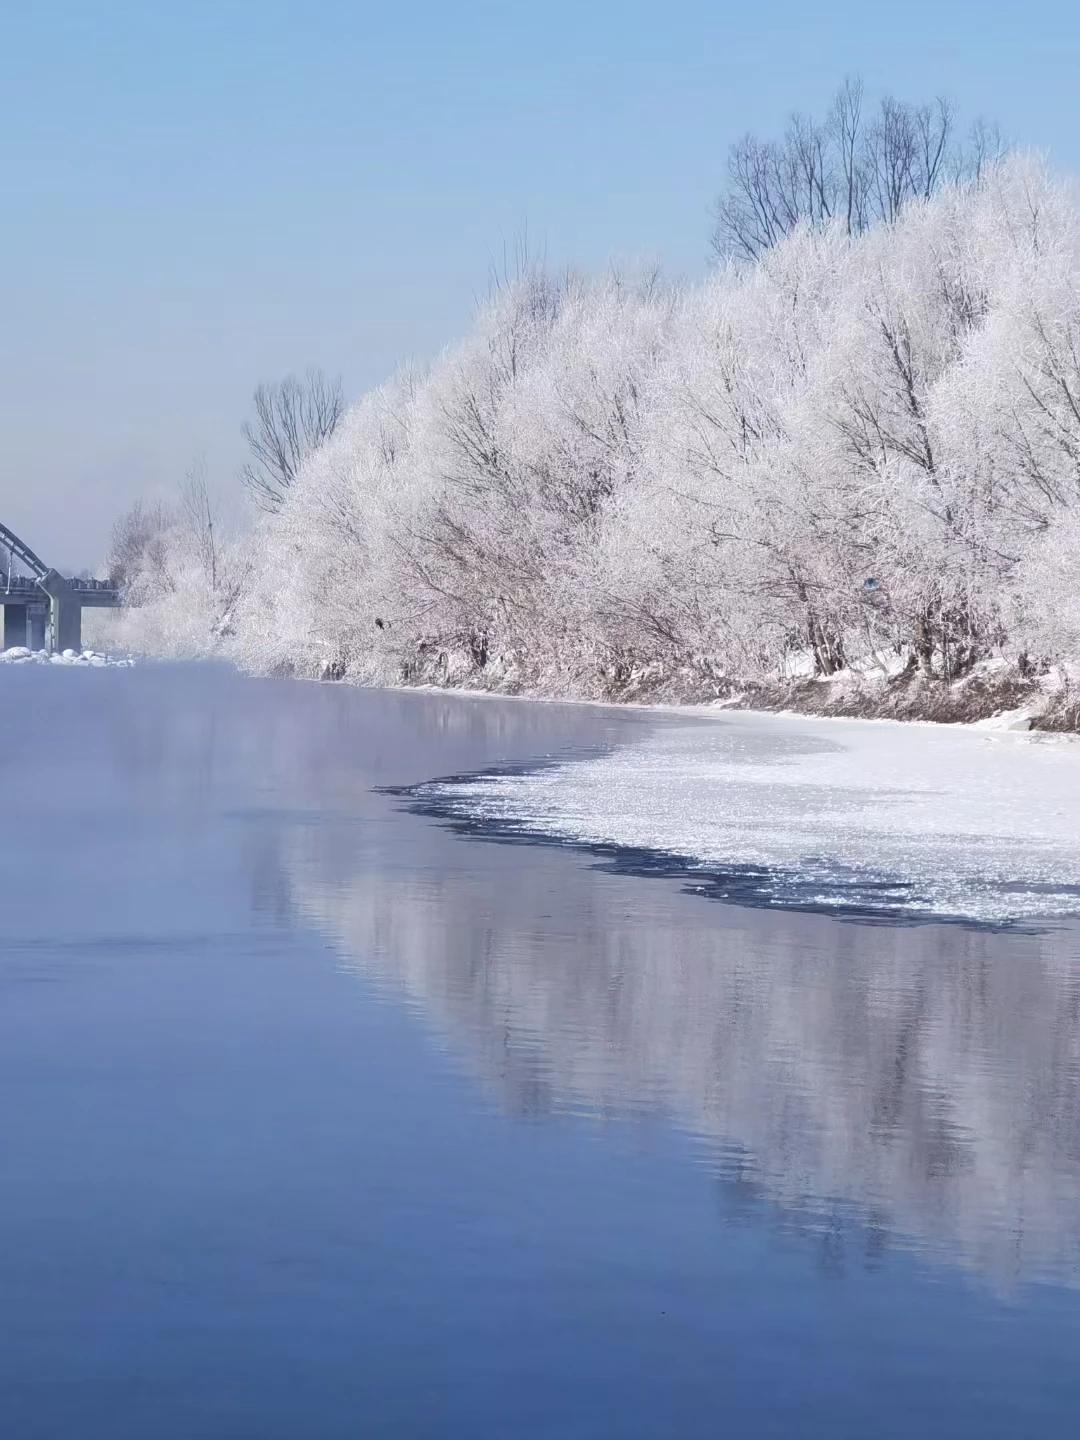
[405, 709, 1080, 923]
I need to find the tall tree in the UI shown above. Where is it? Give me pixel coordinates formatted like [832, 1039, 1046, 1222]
[711, 79, 1001, 261]
[240, 368, 344, 511]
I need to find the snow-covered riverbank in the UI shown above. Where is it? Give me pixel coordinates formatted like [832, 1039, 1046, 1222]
[403, 707, 1080, 924]
[0, 647, 134, 668]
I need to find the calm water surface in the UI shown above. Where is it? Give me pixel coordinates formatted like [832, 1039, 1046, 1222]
[2, 663, 1080, 1438]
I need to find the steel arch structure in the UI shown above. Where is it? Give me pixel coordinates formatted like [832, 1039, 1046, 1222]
[0, 520, 48, 581]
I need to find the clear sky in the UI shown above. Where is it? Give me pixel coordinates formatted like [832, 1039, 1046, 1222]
[3, 0, 1079, 568]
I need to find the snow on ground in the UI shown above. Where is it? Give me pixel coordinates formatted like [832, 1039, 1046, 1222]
[411, 708, 1080, 923]
[0, 647, 134, 668]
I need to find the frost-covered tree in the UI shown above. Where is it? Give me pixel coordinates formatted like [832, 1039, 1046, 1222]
[106, 467, 251, 656]
[113, 154, 1080, 707]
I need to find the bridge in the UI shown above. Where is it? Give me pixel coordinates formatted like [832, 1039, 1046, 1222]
[1, 521, 121, 653]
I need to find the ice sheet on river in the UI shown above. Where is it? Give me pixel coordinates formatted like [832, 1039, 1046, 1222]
[408, 708, 1080, 922]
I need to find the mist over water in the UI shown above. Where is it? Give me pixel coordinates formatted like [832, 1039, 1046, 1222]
[3, 663, 1080, 1437]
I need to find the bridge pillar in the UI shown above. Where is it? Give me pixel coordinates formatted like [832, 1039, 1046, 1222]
[28, 605, 47, 651]
[37, 570, 77, 654]
[3, 603, 28, 650]
[51, 596, 82, 653]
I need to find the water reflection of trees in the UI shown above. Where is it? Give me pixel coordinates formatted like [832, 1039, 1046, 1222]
[116, 669, 1080, 1290]
[286, 817, 1080, 1289]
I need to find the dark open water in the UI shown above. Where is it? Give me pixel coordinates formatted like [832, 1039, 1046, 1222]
[2, 663, 1080, 1438]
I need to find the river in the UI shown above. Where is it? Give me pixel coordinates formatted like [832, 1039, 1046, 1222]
[3, 662, 1080, 1438]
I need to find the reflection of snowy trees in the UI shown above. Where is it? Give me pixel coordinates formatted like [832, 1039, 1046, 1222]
[285, 810, 1080, 1288]
[66, 667, 1080, 1284]
[120, 159, 1080, 699]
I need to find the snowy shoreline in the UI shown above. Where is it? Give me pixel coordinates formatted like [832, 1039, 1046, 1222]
[0, 646, 134, 668]
[376, 673, 1046, 731]
[347, 660, 1069, 737]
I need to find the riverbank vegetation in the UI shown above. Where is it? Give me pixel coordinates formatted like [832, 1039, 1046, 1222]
[102, 87, 1080, 728]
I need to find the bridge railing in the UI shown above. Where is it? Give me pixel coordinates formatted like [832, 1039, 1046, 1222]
[2, 572, 119, 599]
[70, 578, 119, 594]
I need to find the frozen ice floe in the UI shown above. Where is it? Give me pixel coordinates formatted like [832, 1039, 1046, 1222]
[408, 708, 1080, 923]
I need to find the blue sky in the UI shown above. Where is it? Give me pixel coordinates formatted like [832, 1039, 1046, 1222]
[3, 0, 1079, 565]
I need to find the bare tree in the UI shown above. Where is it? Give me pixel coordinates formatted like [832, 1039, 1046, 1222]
[180, 456, 219, 593]
[964, 117, 1007, 184]
[239, 368, 344, 511]
[712, 80, 997, 261]
[829, 76, 869, 237]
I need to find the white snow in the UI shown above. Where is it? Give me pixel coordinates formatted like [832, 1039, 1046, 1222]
[414, 709, 1080, 922]
[0, 647, 133, 668]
